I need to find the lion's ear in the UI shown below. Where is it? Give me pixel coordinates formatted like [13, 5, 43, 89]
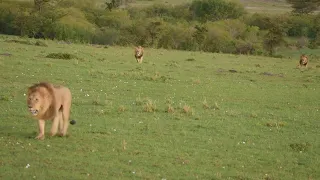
[27, 87, 32, 95]
[27, 86, 36, 95]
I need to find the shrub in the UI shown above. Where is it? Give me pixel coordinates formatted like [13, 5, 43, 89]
[92, 27, 120, 45]
[202, 26, 235, 53]
[245, 13, 272, 30]
[157, 22, 196, 50]
[128, 4, 192, 22]
[52, 8, 97, 42]
[96, 10, 132, 29]
[46, 53, 77, 60]
[287, 14, 313, 37]
[190, 0, 246, 22]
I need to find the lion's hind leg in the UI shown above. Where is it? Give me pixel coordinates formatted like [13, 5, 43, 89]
[50, 111, 61, 137]
[61, 104, 71, 136]
[58, 111, 64, 135]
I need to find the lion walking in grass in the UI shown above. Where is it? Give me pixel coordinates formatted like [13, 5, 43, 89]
[298, 54, 308, 68]
[134, 46, 144, 63]
[27, 82, 72, 140]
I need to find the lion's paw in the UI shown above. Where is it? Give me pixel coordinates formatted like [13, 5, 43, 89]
[35, 134, 45, 140]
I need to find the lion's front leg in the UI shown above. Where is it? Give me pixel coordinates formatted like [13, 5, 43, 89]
[36, 119, 45, 140]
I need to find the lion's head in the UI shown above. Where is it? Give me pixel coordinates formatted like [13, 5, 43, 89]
[135, 46, 143, 57]
[27, 90, 44, 116]
[27, 83, 53, 117]
[300, 55, 308, 65]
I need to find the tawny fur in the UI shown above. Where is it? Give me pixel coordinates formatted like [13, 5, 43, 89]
[299, 54, 308, 67]
[134, 46, 144, 63]
[27, 82, 72, 140]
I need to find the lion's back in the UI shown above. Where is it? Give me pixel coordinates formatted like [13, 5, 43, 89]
[54, 86, 72, 105]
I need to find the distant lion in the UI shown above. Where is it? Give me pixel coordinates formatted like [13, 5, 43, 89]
[134, 46, 144, 63]
[27, 82, 72, 140]
[299, 54, 308, 67]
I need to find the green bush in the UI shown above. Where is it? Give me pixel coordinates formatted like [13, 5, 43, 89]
[96, 10, 132, 29]
[189, 0, 246, 22]
[245, 13, 273, 30]
[46, 53, 77, 60]
[0, 4, 20, 35]
[92, 27, 120, 45]
[157, 22, 196, 50]
[52, 8, 97, 42]
[287, 14, 313, 37]
[128, 4, 192, 22]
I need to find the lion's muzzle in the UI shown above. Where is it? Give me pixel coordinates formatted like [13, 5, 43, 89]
[29, 108, 39, 116]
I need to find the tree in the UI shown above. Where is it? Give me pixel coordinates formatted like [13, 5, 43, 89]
[34, 0, 50, 12]
[286, 0, 320, 14]
[192, 25, 208, 50]
[146, 20, 163, 46]
[106, 0, 120, 11]
[263, 17, 287, 56]
[189, 0, 246, 22]
[105, 0, 129, 11]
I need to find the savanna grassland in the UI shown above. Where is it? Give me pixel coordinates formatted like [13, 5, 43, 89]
[0, 35, 319, 179]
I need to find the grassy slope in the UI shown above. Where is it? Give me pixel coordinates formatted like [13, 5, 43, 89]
[0, 35, 319, 179]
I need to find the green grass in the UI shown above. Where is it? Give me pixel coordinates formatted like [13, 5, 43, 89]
[0, 35, 320, 179]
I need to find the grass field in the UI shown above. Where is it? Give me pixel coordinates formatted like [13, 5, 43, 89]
[0, 35, 320, 179]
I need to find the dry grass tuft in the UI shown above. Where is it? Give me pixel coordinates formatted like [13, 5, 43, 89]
[212, 102, 220, 110]
[118, 105, 126, 112]
[250, 112, 258, 118]
[166, 104, 175, 113]
[193, 79, 201, 84]
[151, 72, 160, 81]
[266, 122, 285, 127]
[45, 62, 53, 67]
[122, 139, 127, 150]
[135, 95, 143, 105]
[144, 99, 156, 112]
[202, 99, 210, 109]
[182, 105, 193, 115]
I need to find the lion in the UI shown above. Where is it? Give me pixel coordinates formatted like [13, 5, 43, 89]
[298, 54, 308, 67]
[134, 46, 144, 63]
[27, 82, 72, 140]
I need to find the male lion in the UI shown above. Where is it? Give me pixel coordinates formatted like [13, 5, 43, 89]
[299, 54, 308, 67]
[134, 46, 144, 63]
[27, 82, 72, 140]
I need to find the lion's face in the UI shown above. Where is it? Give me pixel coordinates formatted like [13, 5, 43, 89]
[301, 57, 308, 64]
[300, 55, 308, 65]
[135, 47, 143, 57]
[27, 92, 43, 116]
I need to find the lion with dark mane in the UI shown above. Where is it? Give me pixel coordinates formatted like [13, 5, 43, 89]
[299, 54, 308, 67]
[27, 82, 72, 140]
[134, 46, 144, 63]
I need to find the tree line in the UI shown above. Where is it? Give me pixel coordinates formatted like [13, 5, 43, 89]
[0, 0, 319, 56]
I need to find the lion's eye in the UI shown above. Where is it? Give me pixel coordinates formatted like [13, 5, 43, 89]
[35, 98, 38, 101]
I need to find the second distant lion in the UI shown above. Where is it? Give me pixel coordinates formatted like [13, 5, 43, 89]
[134, 46, 144, 63]
[298, 54, 308, 67]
